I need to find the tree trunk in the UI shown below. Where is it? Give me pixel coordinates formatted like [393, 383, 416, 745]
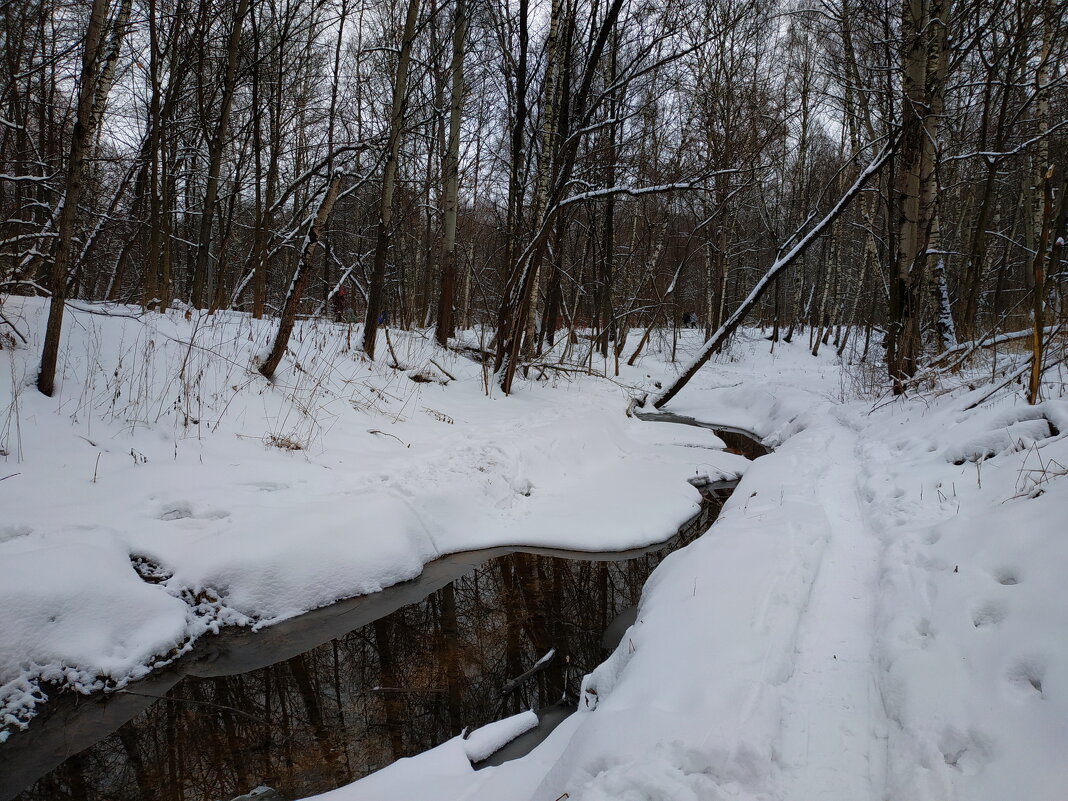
[887, 0, 927, 393]
[362, 0, 421, 359]
[1028, 170, 1066, 403]
[37, 0, 112, 396]
[434, 0, 466, 348]
[190, 0, 252, 308]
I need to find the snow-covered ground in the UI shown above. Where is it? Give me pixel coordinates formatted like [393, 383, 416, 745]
[0, 298, 745, 742]
[307, 335, 1068, 801]
[2, 296, 1066, 801]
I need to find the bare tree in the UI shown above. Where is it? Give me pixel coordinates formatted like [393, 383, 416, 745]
[362, 0, 421, 360]
[36, 0, 113, 396]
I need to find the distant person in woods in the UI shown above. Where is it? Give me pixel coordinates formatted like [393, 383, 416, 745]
[331, 286, 347, 322]
[682, 311, 699, 329]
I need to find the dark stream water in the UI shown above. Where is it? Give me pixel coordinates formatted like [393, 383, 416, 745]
[3, 422, 766, 801]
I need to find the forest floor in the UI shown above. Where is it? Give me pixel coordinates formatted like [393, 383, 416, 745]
[2, 296, 1067, 801]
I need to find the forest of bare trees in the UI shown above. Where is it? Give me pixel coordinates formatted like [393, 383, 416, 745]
[1, 0, 1065, 396]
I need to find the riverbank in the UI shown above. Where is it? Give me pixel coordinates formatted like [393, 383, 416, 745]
[4, 479, 738, 800]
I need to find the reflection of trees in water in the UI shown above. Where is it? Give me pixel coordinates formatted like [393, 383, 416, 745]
[21, 494, 724, 801]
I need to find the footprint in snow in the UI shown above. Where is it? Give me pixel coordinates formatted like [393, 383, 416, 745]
[0, 524, 32, 543]
[159, 504, 192, 521]
[939, 728, 992, 774]
[971, 600, 1007, 628]
[1008, 660, 1045, 698]
[994, 569, 1019, 586]
[243, 481, 291, 492]
[908, 618, 936, 650]
[158, 503, 230, 522]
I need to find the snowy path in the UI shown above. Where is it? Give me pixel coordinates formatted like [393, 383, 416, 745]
[774, 425, 888, 799]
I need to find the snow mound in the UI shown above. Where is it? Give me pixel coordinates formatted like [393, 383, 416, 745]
[941, 404, 1060, 464]
[571, 743, 726, 801]
[462, 710, 539, 763]
[0, 531, 192, 738]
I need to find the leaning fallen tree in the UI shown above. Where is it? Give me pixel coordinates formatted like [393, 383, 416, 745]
[639, 134, 901, 411]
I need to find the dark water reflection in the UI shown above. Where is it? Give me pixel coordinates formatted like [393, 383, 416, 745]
[11, 424, 766, 801]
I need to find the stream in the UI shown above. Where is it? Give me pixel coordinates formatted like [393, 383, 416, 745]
[3, 419, 766, 801]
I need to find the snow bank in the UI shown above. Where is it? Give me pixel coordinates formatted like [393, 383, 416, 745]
[0, 531, 193, 736]
[851, 392, 1068, 801]
[566, 742, 729, 801]
[0, 297, 744, 738]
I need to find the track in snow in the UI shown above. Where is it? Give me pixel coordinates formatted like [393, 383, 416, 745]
[773, 426, 889, 800]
